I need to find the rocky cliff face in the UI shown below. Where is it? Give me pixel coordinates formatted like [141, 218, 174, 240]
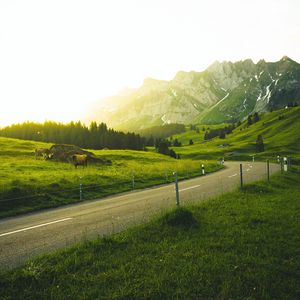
[88, 56, 300, 130]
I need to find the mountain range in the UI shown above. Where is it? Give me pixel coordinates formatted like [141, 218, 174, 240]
[87, 56, 300, 130]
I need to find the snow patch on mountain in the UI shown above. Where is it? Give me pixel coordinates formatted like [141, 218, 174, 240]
[256, 92, 262, 102]
[262, 85, 272, 104]
[210, 93, 230, 110]
[243, 98, 247, 110]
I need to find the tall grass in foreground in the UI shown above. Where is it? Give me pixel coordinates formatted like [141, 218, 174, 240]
[1, 168, 299, 299]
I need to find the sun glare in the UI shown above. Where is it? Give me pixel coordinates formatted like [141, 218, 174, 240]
[0, 100, 85, 127]
[0, 0, 299, 127]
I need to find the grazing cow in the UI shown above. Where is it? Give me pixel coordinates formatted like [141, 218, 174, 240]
[72, 154, 88, 168]
[35, 148, 52, 160]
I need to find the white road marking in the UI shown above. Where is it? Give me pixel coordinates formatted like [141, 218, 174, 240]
[179, 185, 200, 192]
[0, 218, 73, 237]
[228, 173, 238, 178]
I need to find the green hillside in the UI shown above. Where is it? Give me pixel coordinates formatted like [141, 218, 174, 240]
[172, 107, 300, 161]
[171, 124, 227, 146]
[0, 137, 220, 218]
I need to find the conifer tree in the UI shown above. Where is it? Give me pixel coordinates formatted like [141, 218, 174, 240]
[256, 134, 265, 152]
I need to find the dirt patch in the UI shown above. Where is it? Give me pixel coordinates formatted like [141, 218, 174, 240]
[49, 144, 112, 165]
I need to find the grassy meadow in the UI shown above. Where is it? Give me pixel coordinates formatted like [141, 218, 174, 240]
[171, 107, 300, 162]
[0, 137, 221, 218]
[1, 167, 299, 299]
[1, 107, 299, 218]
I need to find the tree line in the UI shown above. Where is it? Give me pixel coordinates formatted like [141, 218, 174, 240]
[154, 138, 179, 159]
[0, 121, 145, 150]
[204, 124, 236, 140]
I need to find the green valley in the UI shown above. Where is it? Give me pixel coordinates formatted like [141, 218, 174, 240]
[1, 107, 299, 219]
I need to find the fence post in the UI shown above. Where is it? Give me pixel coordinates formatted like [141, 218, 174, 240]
[79, 177, 82, 201]
[280, 158, 284, 174]
[267, 159, 270, 182]
[283, 157, 288, 172]
[240, 163, 243, 190]
[174, 172, 180, 206]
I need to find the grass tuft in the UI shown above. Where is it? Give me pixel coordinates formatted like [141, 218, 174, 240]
[161, 207, 198, 229]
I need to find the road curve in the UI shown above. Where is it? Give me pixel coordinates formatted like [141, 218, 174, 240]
[0, 161, 279, 269]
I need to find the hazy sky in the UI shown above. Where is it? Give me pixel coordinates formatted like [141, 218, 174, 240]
[0, 0, 299, 126]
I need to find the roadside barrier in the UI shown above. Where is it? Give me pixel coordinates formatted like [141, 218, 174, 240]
[0, 158, 288, 214]
[0, 167, 210, 208]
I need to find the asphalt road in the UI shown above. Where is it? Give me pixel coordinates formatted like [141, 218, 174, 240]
[0, 161, 279, 269]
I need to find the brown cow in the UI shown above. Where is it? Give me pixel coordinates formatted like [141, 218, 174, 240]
[35, 148, 52, 160]
[72, 154, 88, 168]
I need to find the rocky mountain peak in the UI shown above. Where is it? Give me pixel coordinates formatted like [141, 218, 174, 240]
[207, 60, 233, 74]
[88, 57, 300, 130]
[280, 55, 293, 62]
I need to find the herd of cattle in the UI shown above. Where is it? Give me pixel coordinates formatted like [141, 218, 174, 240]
[35, 146, 89, 168]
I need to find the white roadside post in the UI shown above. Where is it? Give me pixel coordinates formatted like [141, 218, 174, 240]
[283, 157, 288, 172]
[201, 164, 205, 175]
[252, 155, 255, 162]
[277, 155, 280, 163]
[173, 172, 180, 206]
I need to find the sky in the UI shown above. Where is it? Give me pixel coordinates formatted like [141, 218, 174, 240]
[0, 0, 299, 126]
